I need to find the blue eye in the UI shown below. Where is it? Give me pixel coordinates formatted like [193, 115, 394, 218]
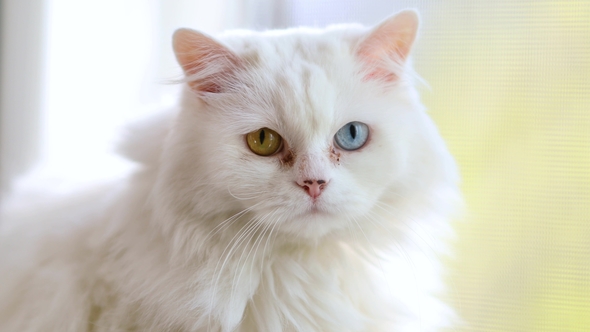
[334, 121, 369, 151]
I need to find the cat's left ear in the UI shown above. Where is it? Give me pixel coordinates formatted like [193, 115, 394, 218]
[356, 9, 419, 82]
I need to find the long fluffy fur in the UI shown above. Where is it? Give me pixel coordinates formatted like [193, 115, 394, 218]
[0, 15, 461, 332]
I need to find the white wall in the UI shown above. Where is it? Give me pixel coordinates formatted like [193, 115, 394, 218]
[0, 0, 47, 190]
[0, 0, 231, 190]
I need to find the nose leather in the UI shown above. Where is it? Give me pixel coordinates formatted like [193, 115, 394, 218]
[298, 179, 327, 198]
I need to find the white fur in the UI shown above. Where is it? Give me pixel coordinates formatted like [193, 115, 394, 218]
[0, 17, 461, 332]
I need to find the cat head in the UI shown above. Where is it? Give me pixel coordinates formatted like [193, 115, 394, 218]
[147, 10, 458, 244]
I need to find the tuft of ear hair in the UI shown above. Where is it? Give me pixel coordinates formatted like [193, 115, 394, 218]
[356, 9, 419, 82]
[173, 28, 242, 93]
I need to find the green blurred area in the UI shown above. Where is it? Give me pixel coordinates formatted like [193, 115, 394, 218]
[415, 1, 590, 331]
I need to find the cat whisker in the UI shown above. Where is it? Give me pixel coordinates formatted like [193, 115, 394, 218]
[198, 202, 263, 253]
[343, 211, 417, 325]
[340, 207, 361, 247]
[357, 209, 417, 262]
[365, 204, 461, 332]
[244, 209, 280, 290]
[207, 214, 260, 331]
[226, 186, 267, 200]
[210, 208, 275, 328]
[259, 209, 281, 278]
[372, 200, 443, 259]
[229, 211, 272, 304]
[360, 211, 424, 327]
[230, 209, 281, 309]
[363, 207, 431, 266]
[368, 202, 463, 327]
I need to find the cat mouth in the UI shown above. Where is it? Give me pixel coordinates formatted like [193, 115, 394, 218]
[309, 205, 321, 213]
[305, 200, 330, 215]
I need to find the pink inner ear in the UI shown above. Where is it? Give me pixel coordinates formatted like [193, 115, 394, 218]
[360, 63, 398, 83]
[196, 82, 222, 94]
[356, 10, 419, 83]
[173, 29, 242, 93]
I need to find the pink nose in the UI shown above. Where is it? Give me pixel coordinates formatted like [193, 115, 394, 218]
[297, 179, 328, 199]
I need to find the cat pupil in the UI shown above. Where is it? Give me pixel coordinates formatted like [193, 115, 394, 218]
[260, 129, 265, 144]
[349, 124, 357, 139]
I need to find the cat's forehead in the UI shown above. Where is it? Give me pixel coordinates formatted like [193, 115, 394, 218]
[272, 63, 339, 146]
[224, 28, 363, 79]
[222, 29, 365, 148]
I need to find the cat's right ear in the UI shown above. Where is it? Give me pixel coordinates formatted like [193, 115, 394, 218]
[173, 29, 241, 93]
[355, 9, 419, 83]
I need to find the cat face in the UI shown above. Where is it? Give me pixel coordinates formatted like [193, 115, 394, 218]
[198, 64, 414, 239]
[157, 11, 454, 241]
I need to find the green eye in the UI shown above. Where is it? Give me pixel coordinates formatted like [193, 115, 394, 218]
[246, 128, 283, 156]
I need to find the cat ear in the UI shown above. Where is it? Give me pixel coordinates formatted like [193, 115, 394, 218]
[356, 9, 419, 82]
[173, 28, 242, 93]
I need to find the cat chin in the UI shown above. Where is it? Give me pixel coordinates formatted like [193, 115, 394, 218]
[261, 208, 362, 242]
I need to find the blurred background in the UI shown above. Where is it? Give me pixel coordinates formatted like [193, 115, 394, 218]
[1, 0, 589, 330]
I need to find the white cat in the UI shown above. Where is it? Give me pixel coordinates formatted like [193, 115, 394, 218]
[0, 9, 461, 332]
